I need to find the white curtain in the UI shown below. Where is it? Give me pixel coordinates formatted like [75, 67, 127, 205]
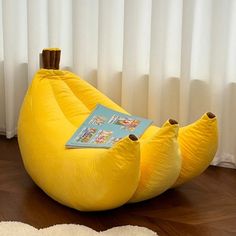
[0, 0, 236, 168]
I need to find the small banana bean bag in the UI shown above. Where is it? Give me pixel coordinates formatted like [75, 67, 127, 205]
[18, 49, 218, 211]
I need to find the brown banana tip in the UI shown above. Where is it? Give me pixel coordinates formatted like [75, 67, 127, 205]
[207, 112, 216, 119]
[129, 134, 138, 141]
[169, 119, 178, 125]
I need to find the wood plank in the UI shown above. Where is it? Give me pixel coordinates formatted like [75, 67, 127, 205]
[0, 136, 236, 235]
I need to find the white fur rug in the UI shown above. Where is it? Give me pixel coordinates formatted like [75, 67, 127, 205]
[0, 221, 157, 236]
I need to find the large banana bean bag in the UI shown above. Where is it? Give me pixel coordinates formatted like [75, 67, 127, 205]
[18, 49, 218, 211]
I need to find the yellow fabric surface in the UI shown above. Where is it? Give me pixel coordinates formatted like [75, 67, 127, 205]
[18, 70, 140, 211]
[129, 120, 181, 203]
[18, 69, 218, 211]
[173, 113, 218, 187]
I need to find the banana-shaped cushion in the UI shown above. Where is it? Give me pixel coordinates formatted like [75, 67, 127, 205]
[18, 48, 218, 209]
[173, 112, 218, 187]
[129, 119, 181, 203]
[18, 70, 141, 211]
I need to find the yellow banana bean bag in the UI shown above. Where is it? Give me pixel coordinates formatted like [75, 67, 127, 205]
[18, 49, 218, 211]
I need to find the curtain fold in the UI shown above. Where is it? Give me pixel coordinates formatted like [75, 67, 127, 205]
[72, 0, 98, 86]
[97, 0, 124, 105]
[0, 0, 235, 168]
[27, 0, 49, 81]
[0, 0, 4, 134]
[122, 0, 151, 117]
[1, 0, 28, 137]
[149, 0, 182, 125]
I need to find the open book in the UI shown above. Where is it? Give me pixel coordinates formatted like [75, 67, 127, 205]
[66, 104, 152, 148]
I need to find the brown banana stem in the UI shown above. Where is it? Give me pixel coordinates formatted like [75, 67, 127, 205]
[42, 49, 50, 69]
[50, 50, 56, 69]
[55, 50, 61, 69]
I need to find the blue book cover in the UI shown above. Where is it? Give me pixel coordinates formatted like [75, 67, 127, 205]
[66, 104, 153, 148]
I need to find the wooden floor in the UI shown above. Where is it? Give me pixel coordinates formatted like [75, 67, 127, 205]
[0, 136, 236, 236]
